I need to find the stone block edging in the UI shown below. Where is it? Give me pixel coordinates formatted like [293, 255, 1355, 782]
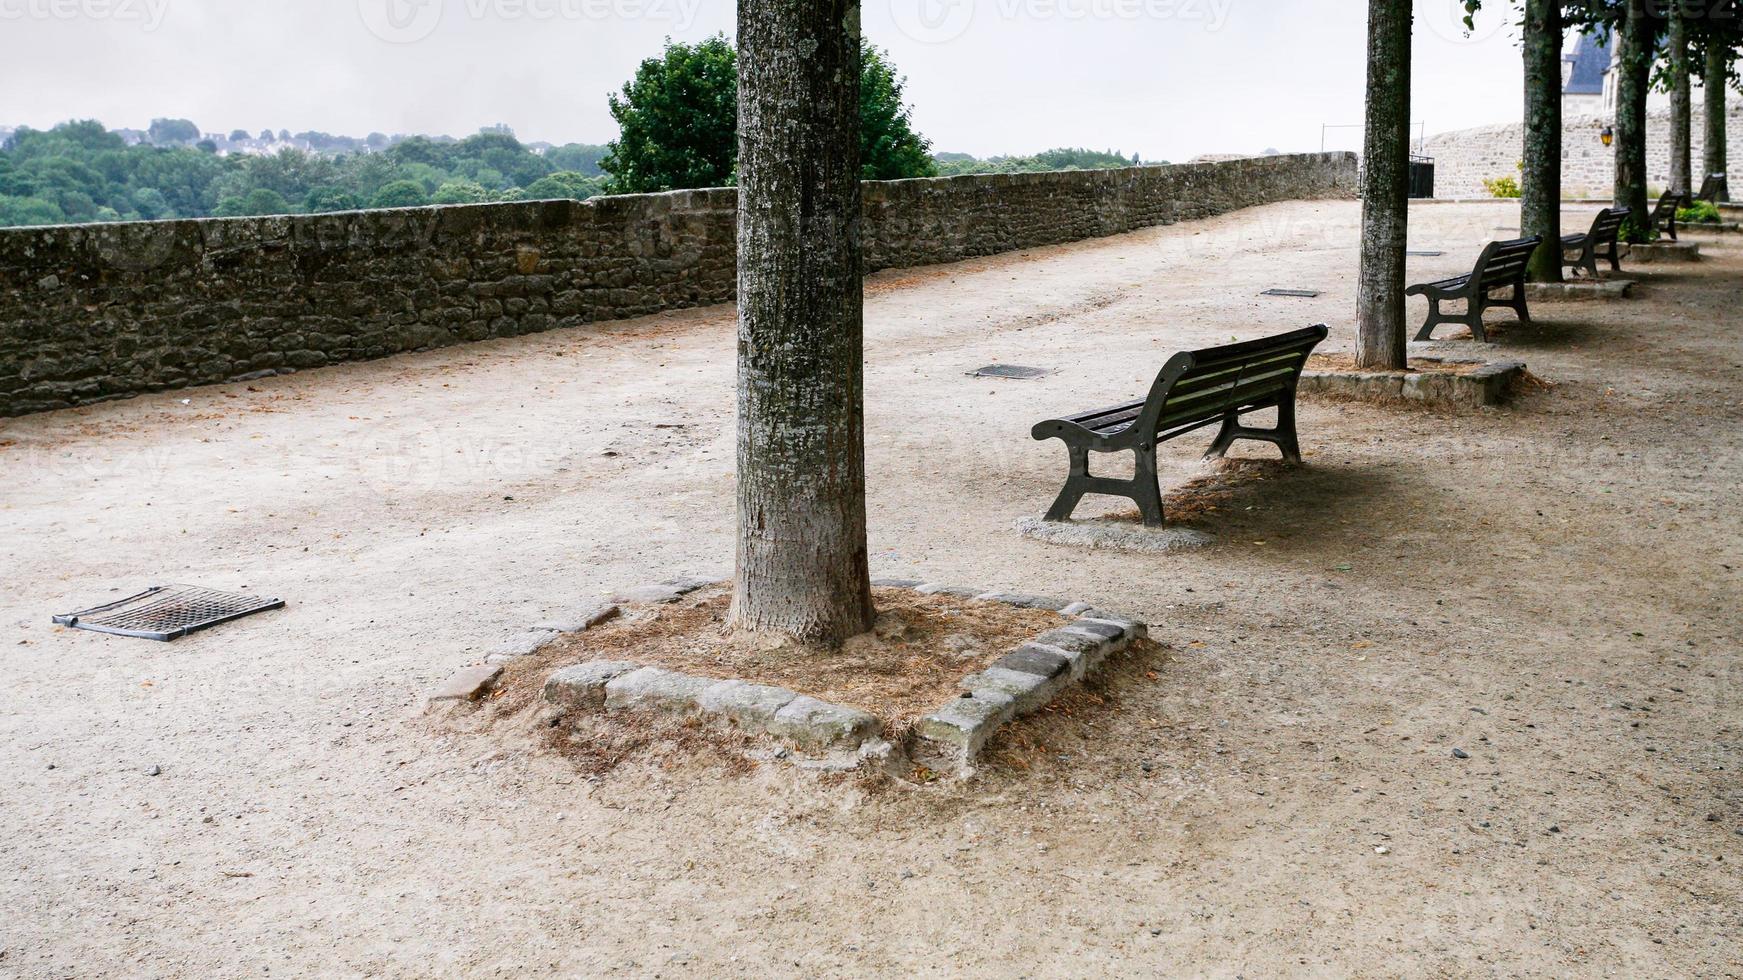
[429, 577, 1151, 777]
[1628, 241, 1702, 263]
[1523, 279, 1633, 302]
[1300, 356, 1526, 408]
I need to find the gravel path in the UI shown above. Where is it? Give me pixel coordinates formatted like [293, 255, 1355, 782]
[1, 200, 1738, 977]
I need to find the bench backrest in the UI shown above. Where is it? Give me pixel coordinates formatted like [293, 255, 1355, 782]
[1652, 189, 1680, 219]
[1138, 325, 1329, 439]
[1473, 236, 1543, 290]
[1697, 173, 1727, 202]
[1589, 206, 1630, 242]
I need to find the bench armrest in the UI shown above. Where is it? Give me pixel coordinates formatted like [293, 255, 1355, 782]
[1031, 418, 1104, 444]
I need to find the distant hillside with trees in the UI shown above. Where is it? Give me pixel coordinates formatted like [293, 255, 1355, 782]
[0, 40, 1154, 229]
[930, 148, 1155, 176]
[0, 121, 610, 227]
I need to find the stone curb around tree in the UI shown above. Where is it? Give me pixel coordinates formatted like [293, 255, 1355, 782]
[508, 578, 1152, 776]
[906, 583, 1149, 775]
[1523, 280, 1634, 302]
[425, 578, 704, 696]
[1678, 222, 1742, 235]
[1300, 356, 1527, 409]
[424, 664, 504, 710]
[1628, 241, 1702, 263]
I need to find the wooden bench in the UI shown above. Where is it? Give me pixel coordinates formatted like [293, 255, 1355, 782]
[1030, 325, 1327, 526]
[1407, 236, 1540, 343]
[1695, 172, 1729, 204]
[1650, 189, 1681, 241]
[1561, 207, 1630, 279]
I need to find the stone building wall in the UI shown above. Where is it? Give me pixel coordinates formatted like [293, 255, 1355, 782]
[1424, 102, 1743, 199]
[0, 152, 1355, 417]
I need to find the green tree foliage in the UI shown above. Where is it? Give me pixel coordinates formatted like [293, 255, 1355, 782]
[0, 120, 610, 228]
[431, 179, 493, 205]
[0, 194, 66, 226]
[147, 118, 201, 145]
[303, 186, 364, 213]
[603, 34, 740, 193]
[213, 188, 291, 217]
[601, 34, 936, 192]
[860, 45, 935, 180]
[543, 143, 609, 176]
[524, 171, 609, 200]
[370, 180, 431, 209]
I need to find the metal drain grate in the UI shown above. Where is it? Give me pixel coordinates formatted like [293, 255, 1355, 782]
[1407, 250, 1446, 257]
[53, 585, 285, 641]
[970, 364, 1053, 380]
[1260, 288, 1320, 298]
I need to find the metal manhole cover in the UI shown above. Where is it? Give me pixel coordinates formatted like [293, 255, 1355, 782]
[53, 585, 285, 641]
[1260, 288, 1320, 298]
[970, 364, 1053, 380]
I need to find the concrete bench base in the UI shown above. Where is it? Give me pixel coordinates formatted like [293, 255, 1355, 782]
[1524, 279, 1633, 302]
[1300, 357, 1526, 409]
[1629, 241, 1702, 263]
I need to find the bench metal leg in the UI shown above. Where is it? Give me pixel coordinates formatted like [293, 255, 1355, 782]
[1043, 443, 1165, 527]
[1043, 444, 1093, 523]
[1468, 295, 1489, 344]
[1205, 398, 1303, 464]
[1415, 295, 1472, 341]
[1130, 445, 1165, 526]
[1605, 241, 1621, 271]
[1504, 283, 1531, 326]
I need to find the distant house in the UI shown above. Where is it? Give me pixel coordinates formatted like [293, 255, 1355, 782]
[1562, 29, 1613, 117]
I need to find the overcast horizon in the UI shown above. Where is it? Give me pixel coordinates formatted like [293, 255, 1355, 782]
[1, 0, 1547, 161]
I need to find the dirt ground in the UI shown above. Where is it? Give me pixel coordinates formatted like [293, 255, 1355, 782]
[1, 200, 1738, 977]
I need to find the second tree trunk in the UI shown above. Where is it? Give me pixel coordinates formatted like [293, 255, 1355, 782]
[730, 0, 876, 647]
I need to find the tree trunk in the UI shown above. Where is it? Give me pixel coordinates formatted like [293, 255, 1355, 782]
[1522, 0, 1563, 282]
[1614, 0, 1655, 239]
[1706, 43, 1730, 199]
[1355, 0, 1412, 370]
[730, 0, 876, 647]
[1668, 10, 1692, 198]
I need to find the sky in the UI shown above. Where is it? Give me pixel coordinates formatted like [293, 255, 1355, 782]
[0, 0, 1540, 161]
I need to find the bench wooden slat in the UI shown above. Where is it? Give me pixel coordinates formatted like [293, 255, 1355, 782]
[1562, 207, 1630, 279]
[1031, 324, 1328, 526]
[1410, 235, 1541, 342]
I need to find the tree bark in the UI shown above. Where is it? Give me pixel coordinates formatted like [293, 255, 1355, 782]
[1614, 0, 1656, 239]
[730, 0, 876, 647]
[1522, 0, 1563, 282]
[1668, 9, 1693, 198]
[1355, 0, 1412, 370]
[1706, 42, 1730, 198]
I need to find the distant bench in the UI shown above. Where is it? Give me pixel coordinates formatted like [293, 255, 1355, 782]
[1562, 206, 1630, 279]
[1408, 236, 1540, 343]
[1650, 190, 1681, 241]
[1695, 172, 1729, 205]
[1030, 325, 1327, 526]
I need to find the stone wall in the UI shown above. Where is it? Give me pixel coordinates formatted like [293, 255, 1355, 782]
[0, 152, 1355, 417]
[1424, 102, 1743, 199]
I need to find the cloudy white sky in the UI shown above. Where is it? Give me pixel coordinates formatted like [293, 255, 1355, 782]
[0, 0, 1539, 160]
